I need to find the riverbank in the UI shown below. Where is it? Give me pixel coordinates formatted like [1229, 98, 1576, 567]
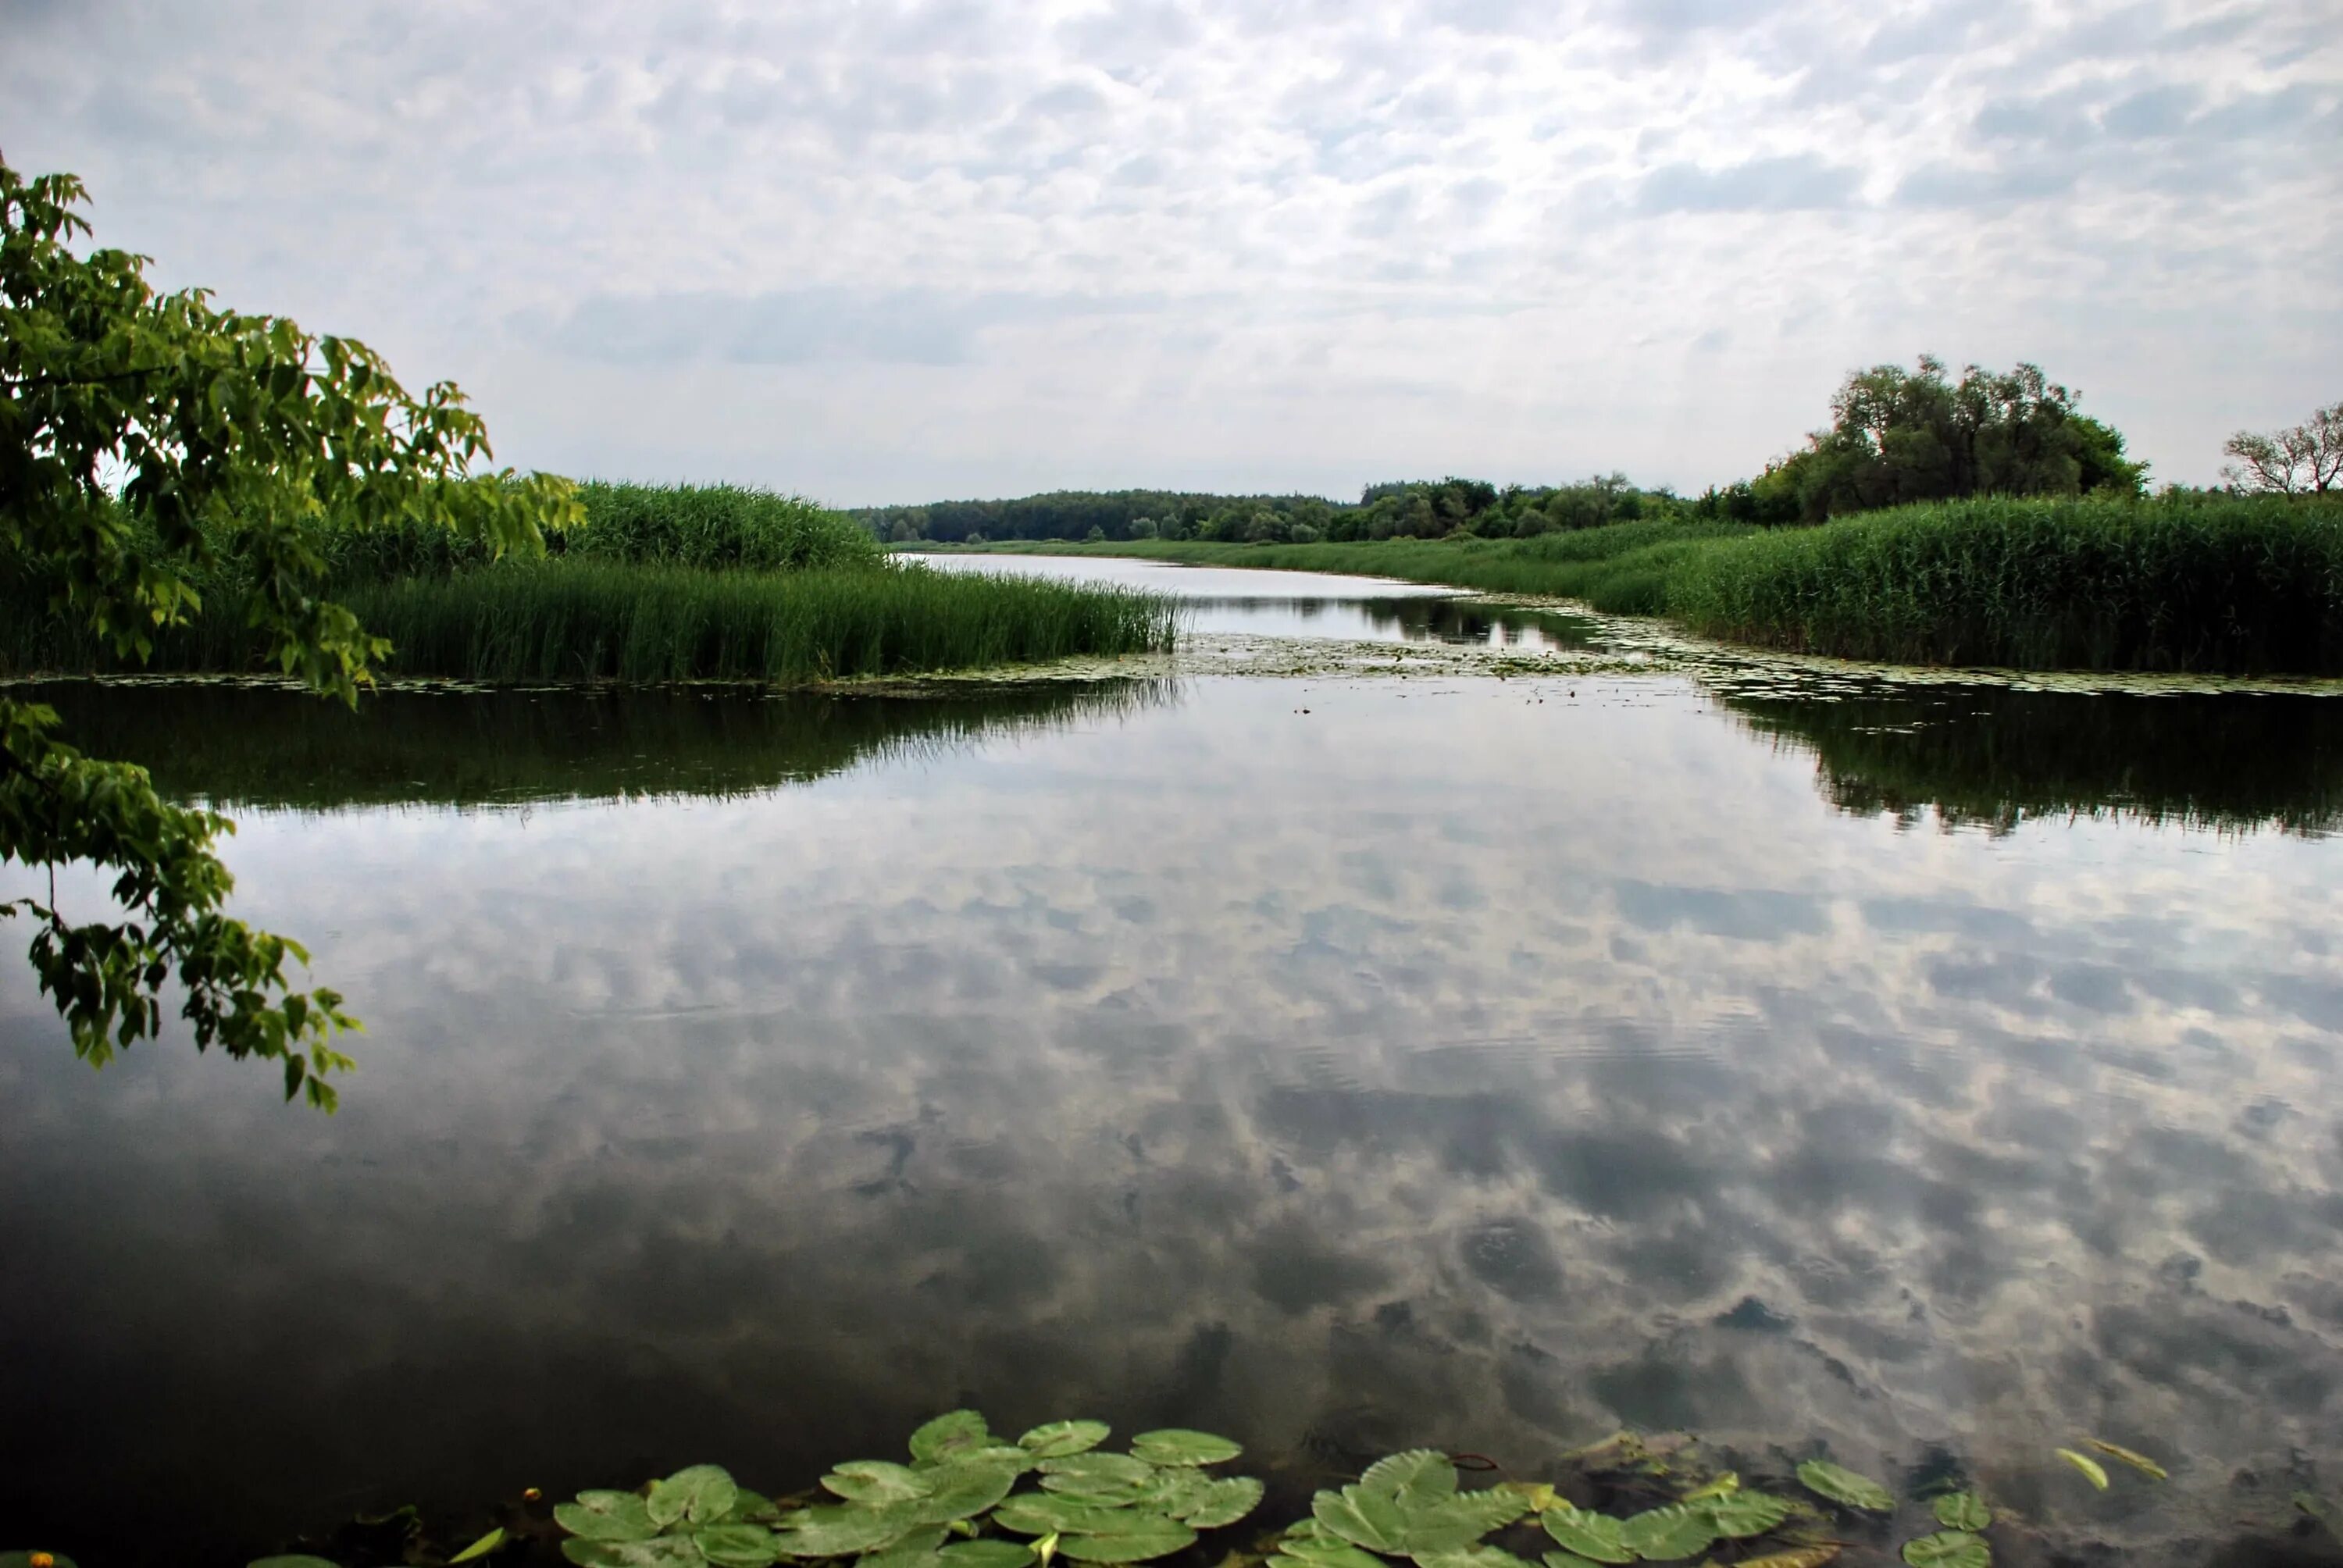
[923, 494, 2343, 675]
[0, 484, 1178, 686]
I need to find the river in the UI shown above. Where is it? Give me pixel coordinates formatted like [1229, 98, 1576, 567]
[3, 556, 2339, 1566]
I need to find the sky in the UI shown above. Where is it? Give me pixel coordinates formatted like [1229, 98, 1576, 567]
[3, 0, 2338, 504]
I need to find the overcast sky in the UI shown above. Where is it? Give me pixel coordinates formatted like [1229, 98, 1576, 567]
[4, 0, 2337, 504]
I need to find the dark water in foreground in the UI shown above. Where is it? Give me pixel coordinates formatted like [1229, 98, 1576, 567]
[5, 589, 2343, 1565]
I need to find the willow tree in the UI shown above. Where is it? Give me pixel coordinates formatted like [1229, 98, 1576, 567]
[1, 157, 577, 1107]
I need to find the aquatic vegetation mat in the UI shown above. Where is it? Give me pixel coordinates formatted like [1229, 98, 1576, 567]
[27, 1417, 2255, 1568]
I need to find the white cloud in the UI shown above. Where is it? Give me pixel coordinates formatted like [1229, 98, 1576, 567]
[2, 0, 2337, 498]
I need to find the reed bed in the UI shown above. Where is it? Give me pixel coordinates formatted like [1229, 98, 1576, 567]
[974, 494, 2343, 673]
[1, 561, 1178, 685]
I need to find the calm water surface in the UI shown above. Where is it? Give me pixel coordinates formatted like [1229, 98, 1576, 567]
[4, 561, 2341, 1566]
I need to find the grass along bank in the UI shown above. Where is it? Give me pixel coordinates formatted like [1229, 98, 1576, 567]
[933, 493, 2343, 675]
[1, 483, 1175, 686]
[0, 559, 1177, 685]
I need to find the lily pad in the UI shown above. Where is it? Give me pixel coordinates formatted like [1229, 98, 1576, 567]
[775, 1506, 925, 1559]
[1057, 1518, 1196, 1564]
[1040, 1454, 1157, 1492]
[1796, 1461, 1893, 1513]
[559, 1493, 662, 1543]
[1706, 1491, 1795, 1539]
[726, 1492, 782, 1527]
[1901, 1532, 1989, 1568]
[1315, 1487, 1411, 1554]
[1932, 1494, 1990, 1533]
[1543, 1556, 1610, 1568]
[1129, 1430, 1242, 1467]
[855, 1531, 953, 1568]
[1361, 1452, 1458, 1509]
[651, 1468, 742, 1530]
[1414, 1548, 1538, 1568]
[696, 1527, 784, 1568]
[827, 1464, 937, 1507]
[908, 1466, 1019, 1524]
[563, 1542, 708, 1568]
[1179, 1477, 1265, 1530]
[937, 1543, 1036, 1568]
[995, 1499, 1135, 1538]
[246, 1560, 333, 1568]
[911, 1413, 994, 1465]
[1020, 1423, 1111, 1460]
[1274, 1527, 1390, 1568]
[1617, 1504, 1716, 1561]
[1540, 1507, 1632, 1565]
[1735, 1552, 1841, 1568]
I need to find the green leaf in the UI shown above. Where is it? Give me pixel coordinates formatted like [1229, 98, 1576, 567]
[651, 1468, 742, 1529]
[563, 1542, 708, 1568]
[1931, 1493, 1990, 1533]
[2082, 1441, 2166, 1481]
[937, 1543, 1036, 1568]
[1040, 1454, 1157, 1491]
[1413, 1549, 1537, 1568]
[244, 1560, 332, 1568]
[1128, 1430, 1242, 1467]
[726, 1492, 781, 1527]
[1900, 1532, 1989, 1568]
[696, 1527, 784, 1568]
[827, 1463, 936, 1506]
[854, 1530, 951, 1568]
[775, 1506, 926, 1558]
[1361, 1452, 1457, 1508]
[996, 1499, 1134, 1538]
[1407, 1492, 1528, 1551]
[1057, 1518, 1197, 1564]
[907, 1466, 1019, 1525]
[1019, 1423, 1111, 1459]
[2052, 1451, 2108, 1491]
[451, 1529, 508, 1564]
[1539, 1507, 1632, 1565]
[1796, 1461, 1893, 1513]
[559, 1494, 663, 1543]
[1616, 1504, 1716, 1562]
[1678, 1474, 1737, 1504]
[1705, 1491, 1794, 1539]
[911, 1413, 994, 1465]
[1314, 1486, 1412, 1553]
[1274, 1527, 1391, 1568]
[1179, 1477, 1265, 1530]
[1735, 1552, 1842, 1568]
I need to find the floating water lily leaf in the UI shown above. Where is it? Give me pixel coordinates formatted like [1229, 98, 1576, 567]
[911, 1413, 994, 1465]
[1041, 1454, 1157, 1491]
[2053, 1452, 2108, 1491]
[726, 1492, 781, 1527]
[1179, 1477, 1266, 1530]
[1057, 1517, 1196, 1564]
[1274, 1526, 1389, 1568]
[247, 1560, 335, 1568]
[1932, 1493, 1990, 1532]
[1679, 1474, 1739, 1504]
[996, 1499, 1134, 1538]
[1796, 1462, 1892, 1513]
[1540, 1507, 1632, 1565]
[1706, 1491, 1795, 1539]
[451, 1529, 508, 1563]
[775, 1506, 925, 1558]
[563, 1541, 708, 1568]
[1500, 1483, 1557, 1515]
[1361, 1452, 1458, 1509]
[1020, 1424, 1111, 1460]
[937, 1542, 1036, 1568]
[1543, 1555, 1610, 1568]
[908, 1466, 1019, 1524]
[1735, 1551, 1841, 1568]
[1139, 1470, 1212, 1516]
[697, 1526, 784, 1568]
[1315, 1487, 1411, 1554]
[2083, 1441, 2166, 1481]
[828, 1463, 937, 1506]
[1617, 1503, 1716, 1561]
[559, 1493, 662, 1543]
[1129, 1430, 1242, 1467]
[1901, 1531, 1989, 1568]
[651, 1468, 741, 1530]
[1413, 1547, 1538, 1568]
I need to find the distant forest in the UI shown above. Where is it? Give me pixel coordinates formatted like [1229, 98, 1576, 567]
[848, 356, 2162, 545]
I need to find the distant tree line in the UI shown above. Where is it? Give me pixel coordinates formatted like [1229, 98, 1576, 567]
[854, 359, 2341, 544]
